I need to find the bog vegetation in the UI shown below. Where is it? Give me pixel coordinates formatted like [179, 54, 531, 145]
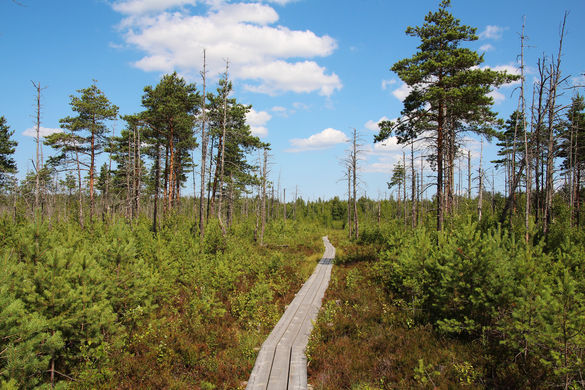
[0, 0, 584, 389]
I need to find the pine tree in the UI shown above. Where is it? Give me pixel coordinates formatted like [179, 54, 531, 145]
[59, 82, 119, 219]
[141, 72, 200, 230]
[0, 116, 17, 190]
[375, 0, 518, 230]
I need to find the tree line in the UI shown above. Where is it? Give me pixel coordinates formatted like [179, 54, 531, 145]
[0, 58, 276, 240]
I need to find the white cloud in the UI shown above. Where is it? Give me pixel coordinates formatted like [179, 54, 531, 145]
[479, 63, 521, 87]
[246, 108, 271, 137]
[488, 90, 505, 105]
[364, 116, 390, 132]
[372, 137, 402, 154]
[287, 128, 348, 152]
[114, 2, 341, 96]
[240, 60, 341, 96]
[381, 79, 396, 90]
[479, 43, 494, 52]
[479, 25, 506, 40]
[392, 82, 412, 101]
[112, 0, 197, 14]
[488, 64, 520, 76]
[22, 126, 62, 138]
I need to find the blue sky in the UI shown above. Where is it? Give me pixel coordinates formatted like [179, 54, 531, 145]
[2, 0, 584, 201]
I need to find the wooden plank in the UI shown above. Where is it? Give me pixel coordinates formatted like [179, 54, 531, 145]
[246, 237, 335, 390]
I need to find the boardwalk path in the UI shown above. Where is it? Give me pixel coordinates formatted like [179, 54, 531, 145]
[246, 236, 335, 390]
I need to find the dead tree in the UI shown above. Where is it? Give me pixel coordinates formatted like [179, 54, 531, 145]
[520, 17, 531, 242]
[478, 139, 484, 221]
[260, 147, 268, 245]
[31, 81, 45, 215]
[199, 49, 208, 238]
[411, 142, 416, 228]
[347, 166, 352, 238]
[351, 128, 359, 239]
[544, 13, 567, 233]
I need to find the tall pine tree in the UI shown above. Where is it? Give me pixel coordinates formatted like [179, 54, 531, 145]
[375, 0, 518, 230]
[58, 82, 119, 219]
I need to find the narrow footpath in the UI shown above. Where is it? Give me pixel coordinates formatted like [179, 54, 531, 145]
[246, 236, 335, 390]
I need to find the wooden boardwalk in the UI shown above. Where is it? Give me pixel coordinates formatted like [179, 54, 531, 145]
[246, 237, 335, 390]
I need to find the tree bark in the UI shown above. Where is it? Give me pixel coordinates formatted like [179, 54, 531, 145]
[260, 148, 267, 245]
[352, 128, 359, 239]
[199, 49, 208, 238]
[411, 142, 416, 228]
[437, 100, 445, 231]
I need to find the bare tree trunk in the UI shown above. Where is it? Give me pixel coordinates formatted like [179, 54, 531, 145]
[163, 143, 169, 215]
[403, 151, 407, 227]
[89, 116, 97, 219]
[283, 188, 286, 222]
[134, 122, 141, 219]
[32, 81, 42, 214]
[419, 155, 424, 225]
[478, 139, 483, 221]
[545, 16, 567, 233]
[467, 149, 471, 200]
[199, 49, 208, 238]
[217, 61, 229, 234]
[411, 142, 416, 228]
[347, 166, 352, 239]
[534, 57, 548, 224]
[167, 123, 175, 211]
[75, 146, 84, 228]
[437, 101, 445, 231]
[572, 124, 579, 225]
[352, 128, 359, 239]
[227, 172, 234, 228]
[206, 135, 215, 221]
[520, 17, 531, 242]
[271, 184, 275, 220]
[446, 120, 455, 215]
[260, 148, 268, 245]
[105, 123, 114, 220]
[153, 143, 161, 233]
[127, 122, 133, 219]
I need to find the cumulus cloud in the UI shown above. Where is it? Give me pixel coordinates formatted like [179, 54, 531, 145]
[479, 25, 506, 40]
[287, 128, 348, 152]
[392, 82, 412, 101]
[480, 43, 494, 52]
[240, 60, 341, 96]
[113, 1, 341, 96]
[112, 0, 197, 14]
[22, 126, 62, 138]
[481, 63, 521, 87]
[364, 116, 390, 132]
[246, 108, 271, 137]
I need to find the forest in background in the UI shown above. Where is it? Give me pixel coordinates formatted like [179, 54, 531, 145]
[0, 0, 584, 388]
